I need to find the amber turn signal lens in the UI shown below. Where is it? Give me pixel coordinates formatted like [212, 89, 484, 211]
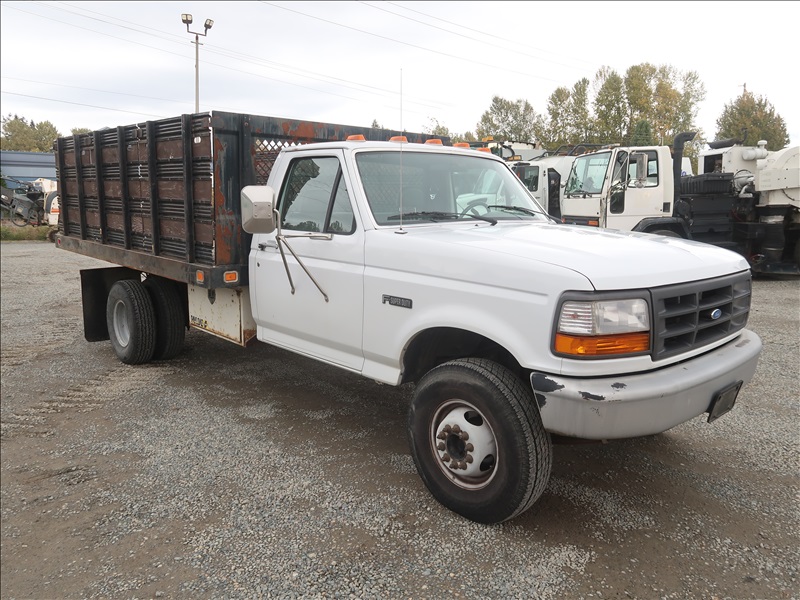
[555, 332, 650, 356]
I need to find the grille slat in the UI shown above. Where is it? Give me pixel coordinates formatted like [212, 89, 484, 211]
[652, 272, 751, 361]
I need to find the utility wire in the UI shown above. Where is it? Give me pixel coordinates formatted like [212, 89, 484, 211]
[258, 1, 563, 84]
[19, 1, 449, 110]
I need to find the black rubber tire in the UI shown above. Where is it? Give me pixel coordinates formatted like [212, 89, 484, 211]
[651, 229, 681, 238]
[144, 276, 187, 361]
[11, 208, 27, 227]
[106, 279, 157, 365]
[408, 358, 552, 524]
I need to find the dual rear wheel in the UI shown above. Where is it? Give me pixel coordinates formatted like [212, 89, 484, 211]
[106, 277, 186, 365]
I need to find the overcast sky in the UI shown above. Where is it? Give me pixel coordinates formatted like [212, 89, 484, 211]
[1, 1, 797, 147]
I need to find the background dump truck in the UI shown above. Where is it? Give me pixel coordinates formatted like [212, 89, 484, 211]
[54, 112, 762, 524]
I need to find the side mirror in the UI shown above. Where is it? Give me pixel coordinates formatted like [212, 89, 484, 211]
[631, 152, 648, 188]
[241, 185, 276, 234]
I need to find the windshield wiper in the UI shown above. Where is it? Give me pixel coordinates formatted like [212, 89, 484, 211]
[565, 189, 595, 198]
[486, 205, 542, 217]
[387, 211, 497, 225]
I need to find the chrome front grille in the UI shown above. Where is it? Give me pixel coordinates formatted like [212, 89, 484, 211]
[651, 272, 752, 361]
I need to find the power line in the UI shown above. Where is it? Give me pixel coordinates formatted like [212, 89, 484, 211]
[1, 91, 168, 120]
[258, 1, 564, 85]
[382, 1, 598, 70]
[363, 1, 592, 73]
[11, 1, 449, 112]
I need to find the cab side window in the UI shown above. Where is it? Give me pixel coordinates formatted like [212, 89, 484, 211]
[279, 157, 355, 234]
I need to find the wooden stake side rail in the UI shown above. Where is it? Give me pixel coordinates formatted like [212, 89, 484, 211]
[55, 111, 447, 289]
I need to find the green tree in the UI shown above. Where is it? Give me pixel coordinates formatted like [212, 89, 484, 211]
[630, 120, 654, 146]
[422, 118, 472, 144]
[1, 115, 61, 152]
[564, 78, 591, 143]
[624, 63, 657, 132]
[715, 90, 790, 149]
[592, 67, 627, 143]
[544, 87, 572, 148]
[476, 96, 542, 143]
[70, 127, 92, 135]
[473, 63, 705, 151]
[371, 119, 384, 129]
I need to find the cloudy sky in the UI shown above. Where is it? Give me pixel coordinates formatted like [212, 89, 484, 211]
[1, 1, 797, 147]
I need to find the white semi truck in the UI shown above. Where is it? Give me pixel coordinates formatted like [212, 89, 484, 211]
[54, 112, 762, 524]
[560, 133, 800, 276]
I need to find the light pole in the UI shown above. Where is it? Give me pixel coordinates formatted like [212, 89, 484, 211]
[181, 13, 213, 113]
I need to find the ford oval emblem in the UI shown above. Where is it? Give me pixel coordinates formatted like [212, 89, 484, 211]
[709, 308, 722, 320]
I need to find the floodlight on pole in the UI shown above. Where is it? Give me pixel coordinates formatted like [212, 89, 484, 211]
[181, 13, 213, 113]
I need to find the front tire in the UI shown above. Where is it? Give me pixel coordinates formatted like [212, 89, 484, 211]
[106, 280, 157, 365]
[408, 358, 552, 524]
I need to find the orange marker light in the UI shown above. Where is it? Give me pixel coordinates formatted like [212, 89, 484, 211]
[424, 138, 443, 145]
[347, 134, 366, 141]
[554, 332, 650, 356]
[223, 271, 239, 284]
[196, 270, 205, 283]
[389, 136, 408, 143]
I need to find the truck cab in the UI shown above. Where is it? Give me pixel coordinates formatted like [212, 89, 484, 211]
[560, 145, 685, 236]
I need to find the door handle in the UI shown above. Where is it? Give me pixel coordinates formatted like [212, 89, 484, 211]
[258, 240, 278, 250]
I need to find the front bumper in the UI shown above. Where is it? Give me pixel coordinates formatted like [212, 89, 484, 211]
[530, 329, 762, 439]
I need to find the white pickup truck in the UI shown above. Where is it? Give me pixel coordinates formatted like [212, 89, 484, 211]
[55, 113, 762, 524]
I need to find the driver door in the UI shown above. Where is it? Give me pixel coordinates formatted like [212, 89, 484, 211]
[605, 150, 667, 231]
[251, 151, 365, 371]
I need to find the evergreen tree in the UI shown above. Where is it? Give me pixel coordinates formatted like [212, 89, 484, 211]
[630, 120, 654, 146]
[715, 90, 790, 149]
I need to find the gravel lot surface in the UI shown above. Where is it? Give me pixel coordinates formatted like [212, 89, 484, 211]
[1, 240, 798, 600]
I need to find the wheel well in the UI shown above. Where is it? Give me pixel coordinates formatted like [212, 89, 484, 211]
[78, 268, 189, 342]
[79, 266, 141, 342]
[401, 327, 523, 384]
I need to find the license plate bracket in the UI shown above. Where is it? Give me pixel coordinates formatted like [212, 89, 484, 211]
[707, 380, 743, 423]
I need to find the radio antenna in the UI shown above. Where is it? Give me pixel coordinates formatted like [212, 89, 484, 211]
[397, 67, 405, 233]
[400, 67, 403, 132]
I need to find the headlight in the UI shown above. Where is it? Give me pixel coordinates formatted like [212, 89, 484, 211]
[555, 298, 650, 357]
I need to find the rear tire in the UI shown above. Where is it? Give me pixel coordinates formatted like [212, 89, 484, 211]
[408, 358, 552, 524]
[144, 276, 186, 360]
[106, 280, 157, 365]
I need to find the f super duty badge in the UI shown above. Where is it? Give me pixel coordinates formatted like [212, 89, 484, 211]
[382, 295, 413, 309]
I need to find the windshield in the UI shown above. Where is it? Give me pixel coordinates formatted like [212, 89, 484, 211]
[565, 151, 611, 196]
[355, 151, 549, 226]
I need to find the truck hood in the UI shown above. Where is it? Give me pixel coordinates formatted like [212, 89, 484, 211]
[367, 222, 750, 290]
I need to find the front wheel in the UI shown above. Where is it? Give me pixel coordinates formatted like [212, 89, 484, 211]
[408, 358, 552, 524]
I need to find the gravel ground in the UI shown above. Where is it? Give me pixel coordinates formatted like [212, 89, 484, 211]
[1, 240, 798, 600]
